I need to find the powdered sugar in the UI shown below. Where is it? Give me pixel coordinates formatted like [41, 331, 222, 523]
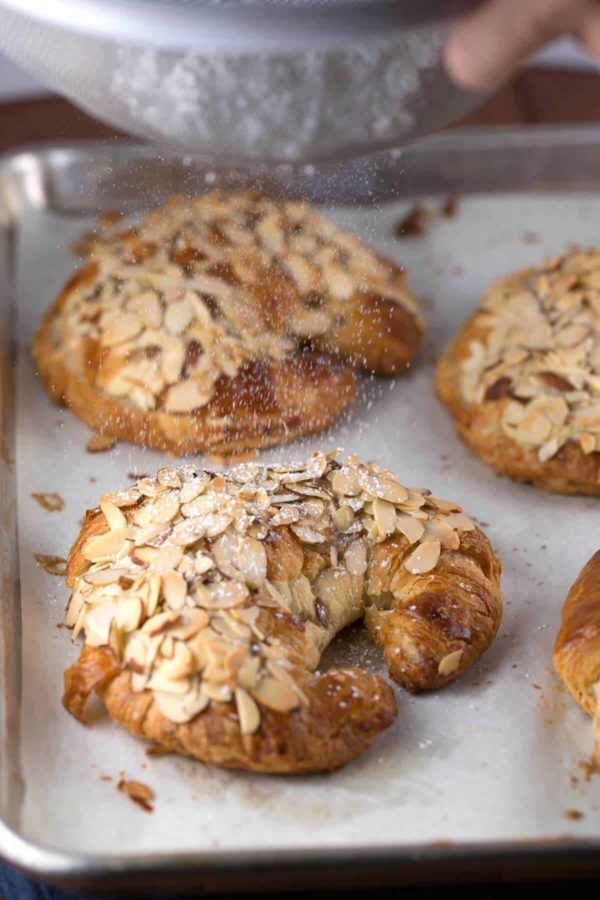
[111, 21, 451, 163]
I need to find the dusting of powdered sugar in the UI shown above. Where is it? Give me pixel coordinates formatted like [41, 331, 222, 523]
[110, 21, 451, 163]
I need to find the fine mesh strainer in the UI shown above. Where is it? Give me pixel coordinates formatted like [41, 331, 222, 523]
[0, 0, 484, 163]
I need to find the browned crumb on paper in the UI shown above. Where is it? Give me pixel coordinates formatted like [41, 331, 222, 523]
[522, 231, 540, 246]
[117, 779, 155, 812]
[394, 205, 429, 239]
[564, 809, 584, 821]
[128, 472, 152, 481]
[86, 432, 117, 453]
[578, 759, 599, 782]
[34, 554, 67, 576]
[31, 492, 65, 512]
[441, 195, 459, 218]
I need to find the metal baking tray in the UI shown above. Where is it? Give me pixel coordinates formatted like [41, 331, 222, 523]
[2, 127, 600, 893]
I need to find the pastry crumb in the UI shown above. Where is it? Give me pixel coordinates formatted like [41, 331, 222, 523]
[87, 433, 117, 453]
[394, 204, 429, 239]
[31, 492, 64, 512]
[441, 195, 459, 218]
[34, 554, 67, 576]
[578, 759, 598, 782]
[117, 779, 155, 812]
[564, 809, 583, 820]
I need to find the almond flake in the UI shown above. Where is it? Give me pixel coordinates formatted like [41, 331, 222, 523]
[100, 498, 127, 532]
[404, 539, 441, 575]
[164, 379, 209, 414]
[116, 597, 144, 633]
[159, 641, 195, 680]
[85, 599, 118, 646]
[443, 513, 475, 532]
[251, 676, 301, 712]
[102, 312, 143, 347]
[438, 648, 464, 677]
[154, 683, 209, 724]
[235, 687, 261, 734]
[82, 527, 130, 562]
[372, 498, 396, 536]
[344, 538, 368, 576]
[162, 569, 187, 610]
[395, 513, 425, 545]
[164, 298, 194, 334]
[127, 290, 163, 328]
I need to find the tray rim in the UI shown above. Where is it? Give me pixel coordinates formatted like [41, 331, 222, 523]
[3, 125, 600, 890]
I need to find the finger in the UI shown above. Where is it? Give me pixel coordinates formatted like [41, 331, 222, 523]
[444, 0, 588, 90]
[574, 5, 600, 60]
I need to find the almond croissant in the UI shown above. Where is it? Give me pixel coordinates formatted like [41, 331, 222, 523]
[63, 451, 502, 773]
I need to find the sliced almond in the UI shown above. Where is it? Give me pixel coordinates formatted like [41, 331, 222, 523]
[159, 641, 196, 680]
[116, 596, 144, 633]
[164, 380, 210, 414]
[160, 336, 186, 384]
[333, 504, 354, 530]
[372, 498, 396, 536]
[330, 467, 360, 497]
[102, 311, 143, 347]
[154, 682, 209, 723]
[127, 290, 163, 329]
[438, 648, 464, 677]
[395, 513, 425, 544]
[82, 527, 130, 562]
[237, 655, 261, 690]
[422, 518, 460, 550]
[66, 591, 86, 628]
[404, 539, 441, 575]
[164, 298, 194, 335]
[443, 513, 475, 532]
[235, 687, 261, 734]
[100, 498, 127, 532]
[85, 599, 118, 647]
[235, 537, 267, 589]
[83, 566, 129, 586]
[168, 608, 210, 640]
[162, 569, 187, 610]
[142, 610, 181, 637]
[344, 538, 368, 576]
[251, 676, 301, 712]
[149, 490, 181, 524]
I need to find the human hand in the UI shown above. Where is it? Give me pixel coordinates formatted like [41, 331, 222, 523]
[444, 0, 600, 89]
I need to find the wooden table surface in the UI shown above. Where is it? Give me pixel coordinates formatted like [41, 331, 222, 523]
[0, 66, 598, 151]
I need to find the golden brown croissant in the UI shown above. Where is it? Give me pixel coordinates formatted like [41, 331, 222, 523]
[62, 452, 502, 773]
[554, 550, 600, 760]
[33, 191, 423, 456]
[437, 252, 600, 495]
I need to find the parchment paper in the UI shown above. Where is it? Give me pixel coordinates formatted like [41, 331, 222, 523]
[15, 192, 600, 855]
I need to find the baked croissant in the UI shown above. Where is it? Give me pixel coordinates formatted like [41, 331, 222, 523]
[554, 550, 600, 760]
[33, 191, 423, 456]
[63, 452, 502, 773]
[437, 251, 600, 495]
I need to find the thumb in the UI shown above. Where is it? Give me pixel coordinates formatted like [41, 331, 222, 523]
[444, 0, 591, 90]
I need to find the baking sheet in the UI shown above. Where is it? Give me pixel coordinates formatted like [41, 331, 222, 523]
[2, 130, 600, 885]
